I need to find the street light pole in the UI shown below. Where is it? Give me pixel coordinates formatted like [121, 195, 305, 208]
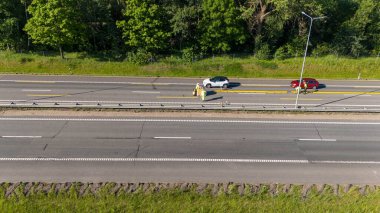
[295, 12, 325, 109]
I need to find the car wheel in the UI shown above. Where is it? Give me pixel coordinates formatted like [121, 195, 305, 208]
[222, 84, 228, 89]
[312, 86, 317, 90]
[206, 84, 211, 88]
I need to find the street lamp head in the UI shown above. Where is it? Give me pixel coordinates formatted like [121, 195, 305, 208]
[314, 16, 327, 20]
[301, 12, 312, 19]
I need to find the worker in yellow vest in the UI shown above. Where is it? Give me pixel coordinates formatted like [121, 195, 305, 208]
[193, 83, 199, 96]
[200, 88, 207, 101]
[303, 80, 308, 94]
[197, 84, 202, 97]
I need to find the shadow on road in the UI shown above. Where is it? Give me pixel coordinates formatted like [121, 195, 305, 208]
[205, 96, 224, 102]
[228, 82, 241, 88]
[315, 88, 380, 107]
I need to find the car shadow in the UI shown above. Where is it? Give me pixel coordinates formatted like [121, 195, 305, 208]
[228, 82, 241, 89]
[206, 91, 217, 96]
[318, 84, 326, 89]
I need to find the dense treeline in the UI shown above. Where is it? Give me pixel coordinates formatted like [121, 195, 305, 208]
[1, 0, 379, 60]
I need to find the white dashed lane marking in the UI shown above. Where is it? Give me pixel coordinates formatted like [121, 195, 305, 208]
[298, 139, 337, 142]
[132, 91, 160, 94]
[22, 89, 52, 92]
[154, 137, 191, 139]
[1, 136, 42, 138]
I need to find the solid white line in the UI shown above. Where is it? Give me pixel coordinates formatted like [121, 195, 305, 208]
[22, 89, 52, 92]
[0, 118, 379, 125]
[154, 137, 191, 139]
[0, 157, 379, 164]
[0, 157, 308, 163]
[1, 136, 42, 138]
[132, 91, 160, 94]
[0, 99, 27, 102]
[298, 139, 337, 142]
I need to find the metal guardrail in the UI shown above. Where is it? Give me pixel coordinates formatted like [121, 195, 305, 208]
[0, 100, 379, 112]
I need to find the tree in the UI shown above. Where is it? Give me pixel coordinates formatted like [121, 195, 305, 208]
[170, 2, 201, 51]
[0, 0, 26, 50]
[24, 0, 86, 58]
[333, 0, 380, 57]
[200, 0, 247, 53]
[79, 0, 124, 52]
[116, 0, 170, 53]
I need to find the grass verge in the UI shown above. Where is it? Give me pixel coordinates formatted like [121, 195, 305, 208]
[1, 182, 380, 212]
[1, 51, 379, 79]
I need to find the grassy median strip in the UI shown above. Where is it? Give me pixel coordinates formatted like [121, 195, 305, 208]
[1, 51, 380, 79]
[1, 182, 380, 212]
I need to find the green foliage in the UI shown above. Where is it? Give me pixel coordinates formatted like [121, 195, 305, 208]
[0, 0, 380, 60]
[255, 44, 272, 60]
[117, 0, 170, 53]
[126, 48, 154, 65]
[181, 47, 195, 63]
[333, 0, 380, 57]
[24, 0, 86, 58]
[0, 0, 26, 50]
[312, 43, 332, 57]
[1, 184, 380, 212]
[274, 46, 291, 60]
[4, 51, 380, 79]
[170, 4, 201, 51]
[79, 0, 124, 52]
[199, 0, 247, 53]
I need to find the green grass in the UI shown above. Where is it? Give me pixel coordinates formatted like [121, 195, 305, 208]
[1, 51, 380, 79]
[1, 183, 380, 212]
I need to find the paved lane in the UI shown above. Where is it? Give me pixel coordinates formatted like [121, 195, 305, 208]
[1, 75, 380, 110]
[1, 116, 380, 183]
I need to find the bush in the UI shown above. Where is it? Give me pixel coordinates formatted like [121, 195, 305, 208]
[182, 48, 194, 63]
[312, 44, 332, 57]
[274, 46, 291, 60]
[255, 44, 272, 60]
[127, 49, 154, 65]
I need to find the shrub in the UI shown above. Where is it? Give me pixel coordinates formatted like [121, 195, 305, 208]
[255, 44, 272, 60]
[182, 48, 194, 63]
[312, 44, 332, 57]
[274, 46, 291, 60]
[127, 49, 154, 65]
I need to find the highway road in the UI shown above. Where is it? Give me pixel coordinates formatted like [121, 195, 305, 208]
[1, 114, 380, 184]
[1, 75, 380, 111]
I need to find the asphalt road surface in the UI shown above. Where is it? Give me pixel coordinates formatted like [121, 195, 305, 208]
[1, 75, 380, 110]
[1, 115, 380, 184]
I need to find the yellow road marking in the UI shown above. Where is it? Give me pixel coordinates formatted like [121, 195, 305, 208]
[280, 98, 322, 101]
[215, 89, 287, 94]
[290, 91, 380, 95]
[27, 94, 67, 97]
[15, 80, 56, 84]
[157, 96, 198, 99]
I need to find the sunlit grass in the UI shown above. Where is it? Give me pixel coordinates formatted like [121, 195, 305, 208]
[1, 183, 380, 212]
[1, 51, 379, 79]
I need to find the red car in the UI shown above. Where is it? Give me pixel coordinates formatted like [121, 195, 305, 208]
[291, 78, 319, 90]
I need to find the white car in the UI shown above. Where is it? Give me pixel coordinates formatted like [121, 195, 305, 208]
[203, 76, 229, 89]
